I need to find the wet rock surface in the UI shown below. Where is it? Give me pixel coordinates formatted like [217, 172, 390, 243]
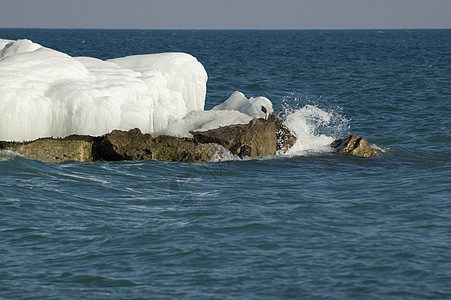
[0, 136, 96, 163]
[331, 135, 378, 157]
[94, 128, 219, 163]
[191, 113, 296, 158]
[192, 118, 276, 158]
[272, 114, 297, 154]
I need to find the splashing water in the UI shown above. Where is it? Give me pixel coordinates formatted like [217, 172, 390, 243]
[280, 93, 350, 155]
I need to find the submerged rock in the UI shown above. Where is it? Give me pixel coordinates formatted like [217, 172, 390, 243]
[331, 135, 378, 157]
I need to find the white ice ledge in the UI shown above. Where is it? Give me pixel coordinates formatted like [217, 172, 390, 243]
[0, 39, 274, 142]
[0, 39, 207, 141]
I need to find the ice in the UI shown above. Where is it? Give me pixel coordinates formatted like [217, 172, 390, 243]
[108, 53, 206, 113]
[156, 110, 253, 138]
[0, 39, 40, 58]
[212, 91, 273, 119]
[0, 39, 278, 145]
[157, 91, 275, 138]
[0, 39, 12, 50]
[0, 39, 207, 141]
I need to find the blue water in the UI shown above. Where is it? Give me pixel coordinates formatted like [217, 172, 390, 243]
[1, 29, 450, 299]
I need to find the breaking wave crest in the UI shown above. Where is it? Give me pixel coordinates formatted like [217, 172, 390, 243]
[279, 93, 350, 156]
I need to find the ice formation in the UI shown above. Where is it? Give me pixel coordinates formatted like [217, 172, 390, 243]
[0, 39, 207, 141]
[156, 110, 253, 138]
[212, 91, 273, 119]
[157, 91, 274, 138]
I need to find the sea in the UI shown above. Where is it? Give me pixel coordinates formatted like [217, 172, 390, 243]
[0, 29, 450, 299]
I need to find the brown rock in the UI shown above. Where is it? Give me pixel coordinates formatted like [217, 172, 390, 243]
[3, 135, 96, 162]
[93, 128, 154, 161]
[331, 135, 378, 157]
[0, 115, 298, 163]
[270, 114, 297, 154]
[192, 114, 296, 158]
[94, 128, 220, 162]
[191, 117, 276, 158]
[151, 135, 222, 163]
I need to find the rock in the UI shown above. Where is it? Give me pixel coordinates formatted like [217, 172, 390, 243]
[331, 135, 378, 157]
[191, 117, 275, 158]
[93, 128, 154, 161]
[1, 136, 96, 163]
[270, 114, 297, 154]
[151, 135, 225, 163]
[94, 128, 220, 163]
[191, 113, 296, 158]
[0, 115, 297, 163]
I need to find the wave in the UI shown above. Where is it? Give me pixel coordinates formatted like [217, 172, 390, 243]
[279, 93, 350, 156]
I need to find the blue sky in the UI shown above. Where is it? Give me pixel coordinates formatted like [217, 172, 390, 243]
[1, 0, 450, 29]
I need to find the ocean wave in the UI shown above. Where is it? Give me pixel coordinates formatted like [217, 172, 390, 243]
[279, 93, 350, 156]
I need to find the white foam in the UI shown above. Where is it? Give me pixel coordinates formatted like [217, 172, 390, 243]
[371, 144, 389, 153]
[284, 105, 343, 155]
[0, 149, 18, 161]
[0, 39, 207, 141]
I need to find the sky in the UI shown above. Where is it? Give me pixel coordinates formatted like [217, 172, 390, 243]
[0, 0, 450, 30]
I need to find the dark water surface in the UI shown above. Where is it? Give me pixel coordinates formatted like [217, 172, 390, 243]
[1, 29, 450, 299]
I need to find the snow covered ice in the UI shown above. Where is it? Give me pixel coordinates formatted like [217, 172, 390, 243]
[156, 110, 253, 138]
[211, 91, 273, 119]
[0, 39, 280, 142]
[157, 91, 274, 138]
[0, 39, 279, 142]
[0, 39, 207, 141]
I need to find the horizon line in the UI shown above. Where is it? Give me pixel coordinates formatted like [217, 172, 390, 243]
[1, 26, 450, 31]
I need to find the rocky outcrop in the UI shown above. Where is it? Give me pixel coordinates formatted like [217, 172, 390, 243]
[191, 118, 275, 158]
[93, 128, 221, 163]
[272, 114, 297, 154]
[1, 115, 297, 163]
[1, 117, 379, 163]
[1, 136, 96, 163]
[191, 113, 296, 158]
[330, 135, 378, 157]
